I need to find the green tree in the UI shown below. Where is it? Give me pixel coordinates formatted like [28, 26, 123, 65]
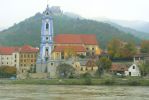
[56, 63, 75, 78]
[96, 57, 112, 77]
[139, 61, 149, 76]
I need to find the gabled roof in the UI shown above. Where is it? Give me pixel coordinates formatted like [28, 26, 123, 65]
[54, 34, 98, 45]
[110, 64, 128, 72]
[53, 45, 86, 52]
[20, 45, 39, 53]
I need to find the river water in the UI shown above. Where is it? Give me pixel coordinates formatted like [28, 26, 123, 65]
[0, 84, 148, 100]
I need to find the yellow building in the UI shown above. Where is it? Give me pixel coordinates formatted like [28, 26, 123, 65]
[19, 45, 38, 73]
[52, 34, 101, 60]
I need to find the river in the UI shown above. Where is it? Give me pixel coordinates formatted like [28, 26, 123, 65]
[0, 84, 148, 100]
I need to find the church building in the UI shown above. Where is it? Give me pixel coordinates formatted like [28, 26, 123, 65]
[36, 5, 101, 78]
[52, 34, 101, 60]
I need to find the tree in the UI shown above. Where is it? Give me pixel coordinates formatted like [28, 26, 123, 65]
[0, 66, 16, 78]
[56, 63, 75, 78]
[96, 57, 112, 77]
[139, 61, 149, 76]
[120, 42, 137, 58]
[108, 39, 136, 58]
[108, 39, 123, 58]
[141, 40, 149, 53]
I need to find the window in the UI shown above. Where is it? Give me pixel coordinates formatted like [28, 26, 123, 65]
[46, 12, 49, 15]
[92, 48, 94, 50]
[24, 60, 26, 62]
[86, 48, 89, 50]
[46, 23, 49, 30]
[15, 54, 17, 58]
[133, 66, 135, 69]
[14, 60, 16, 62]
[46, 37, 49, 40]
[92, 52, 95, 56]
[46, 48, 49, 56]
[28, 54, 30, 58]
[51, 63, 53, 66]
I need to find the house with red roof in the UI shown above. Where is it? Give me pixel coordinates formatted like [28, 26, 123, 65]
[0, 45, 38, 75]
[0, 47, 20, 69]
[52, 34, 101, 60]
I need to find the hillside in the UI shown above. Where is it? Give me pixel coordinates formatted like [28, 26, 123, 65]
[93, 17, 149, 39]
[0, 13, 140, 48]
[105, 21, 149, 40]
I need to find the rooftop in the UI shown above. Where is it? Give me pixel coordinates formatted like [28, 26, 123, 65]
[54, 34, 98, 45]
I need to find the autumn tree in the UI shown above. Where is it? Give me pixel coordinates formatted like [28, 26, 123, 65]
[108, 39, 136, 58]
[108, 39, 123, 58]
[141, 40, 149, 53]
[120, 42, 137, 58]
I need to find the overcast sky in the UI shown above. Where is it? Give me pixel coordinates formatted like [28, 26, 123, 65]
[0, 0, 149, 29]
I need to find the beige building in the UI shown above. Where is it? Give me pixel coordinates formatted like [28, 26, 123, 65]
[0, 47, 20, 69]
[0, 45, 38, 74]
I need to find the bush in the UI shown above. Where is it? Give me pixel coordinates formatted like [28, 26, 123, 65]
[84, 77, 92, 85]
[81, 73, 92, 78]
[128, 79, 140, 86]
[103, 78, 115, 85]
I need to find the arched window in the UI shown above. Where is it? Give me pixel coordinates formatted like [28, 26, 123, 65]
[46, 23, 49, 30]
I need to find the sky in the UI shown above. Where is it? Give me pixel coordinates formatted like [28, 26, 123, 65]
[0, 0, 149, 29]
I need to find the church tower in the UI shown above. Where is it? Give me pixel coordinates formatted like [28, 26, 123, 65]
[40, 5, 54, 62]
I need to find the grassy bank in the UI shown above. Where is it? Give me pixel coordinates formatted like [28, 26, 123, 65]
[0, 78, 149, 86]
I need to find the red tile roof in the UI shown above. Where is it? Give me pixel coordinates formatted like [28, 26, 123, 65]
[54, 34, 98, 45]
[53, 46, 86, 52]
[0, 47, 20, 55]
[20, 45, 38, 53]
[110, 64, 128, 72]
[0, 45, 38, 55]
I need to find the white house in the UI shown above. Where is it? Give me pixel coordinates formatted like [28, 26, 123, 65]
[125, 64, 141, 76]
[0, 47, 20, 69]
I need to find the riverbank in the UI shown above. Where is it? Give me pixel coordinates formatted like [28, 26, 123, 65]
[0, 77, 149, 86]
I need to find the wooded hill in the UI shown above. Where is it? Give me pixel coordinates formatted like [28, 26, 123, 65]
[0, 13, 140, 48]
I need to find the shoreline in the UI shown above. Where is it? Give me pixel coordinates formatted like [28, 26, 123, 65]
[0, 78, 149, 86]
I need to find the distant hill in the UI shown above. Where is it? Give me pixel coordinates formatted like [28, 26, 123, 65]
[105, 21, 149, 40]
[0, 13, 140, 49]
[110, 20, 149, 33]
[93, 17, 149, 39]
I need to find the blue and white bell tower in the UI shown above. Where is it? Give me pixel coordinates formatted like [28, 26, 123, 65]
[40, 5, 54, 62]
